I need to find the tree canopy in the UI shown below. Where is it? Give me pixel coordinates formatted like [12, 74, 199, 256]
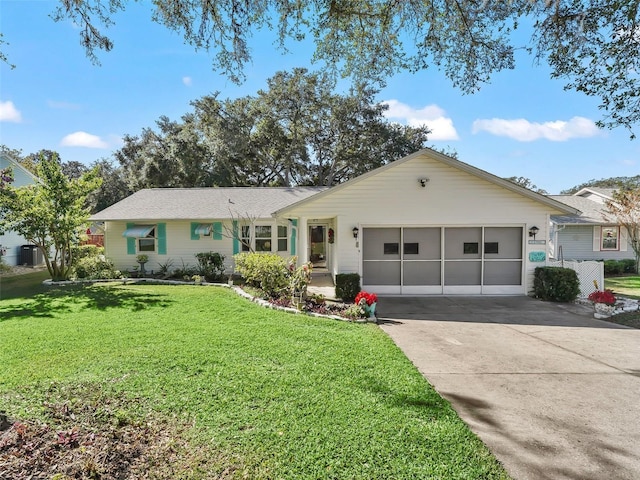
[116, 68, 431, 189]
[561, 176, 640, 195]
[0, 153, 101, 280]
[604, 188, 640, 273]
[2, 0, 633, 133]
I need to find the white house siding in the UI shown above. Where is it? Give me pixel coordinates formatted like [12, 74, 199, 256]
[104, 219, 293, 274]
[553, 225, 634, 261]
[280, 153, 565, 295]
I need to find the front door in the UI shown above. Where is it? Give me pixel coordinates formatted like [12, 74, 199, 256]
[309, 225, 327, 267]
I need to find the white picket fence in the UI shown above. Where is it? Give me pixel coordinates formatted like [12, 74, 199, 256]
[547, 260, 604, 298]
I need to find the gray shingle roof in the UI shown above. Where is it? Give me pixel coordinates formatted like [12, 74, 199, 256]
[549, 195, 609, 225]
[90, 187, 327, 221]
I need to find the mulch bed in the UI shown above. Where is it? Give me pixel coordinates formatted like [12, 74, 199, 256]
[0, 383, 238, 479]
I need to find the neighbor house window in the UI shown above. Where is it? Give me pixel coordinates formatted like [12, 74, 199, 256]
[601, 227, 619, 250]
[255, 225, 272, 252]
[277, 225, 288, 252]
[138, 227, 156, 252]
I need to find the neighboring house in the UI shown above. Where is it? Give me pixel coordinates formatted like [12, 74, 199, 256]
[550, 188, 633, 261]
[0, 153, 42, 266]
[91, 149, 579, 296]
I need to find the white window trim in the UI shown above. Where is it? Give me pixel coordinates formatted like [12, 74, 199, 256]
[277, 224, 288, 252]
[600, 226, 620, 251]
[138, 227, 157, 253]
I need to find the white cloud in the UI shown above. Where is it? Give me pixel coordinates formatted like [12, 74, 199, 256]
[60, 131, 108, 148]
[382, 99, 459, 141]
[471, 116, 600, 141]
[0, 100, 22, 122]
[182, 76, 193, 87]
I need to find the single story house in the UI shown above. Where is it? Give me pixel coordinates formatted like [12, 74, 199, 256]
[90, 148, 580, 295]
[0, 153, 43, 266]
[549, 188, 633, 262]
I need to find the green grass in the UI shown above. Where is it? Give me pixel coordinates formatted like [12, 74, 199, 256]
[605, 275, 640, 299]
[0, 282, 510, 479]
[0, 270, 51, 299]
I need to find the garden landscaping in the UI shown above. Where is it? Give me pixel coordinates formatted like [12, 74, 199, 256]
[0, 275, 510, 479]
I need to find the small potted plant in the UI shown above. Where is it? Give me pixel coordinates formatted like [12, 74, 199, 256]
[355, 291, 378, 320]
[588, 289, 616, 318]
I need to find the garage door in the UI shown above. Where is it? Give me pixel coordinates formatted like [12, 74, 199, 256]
[362, 227, 523, 295]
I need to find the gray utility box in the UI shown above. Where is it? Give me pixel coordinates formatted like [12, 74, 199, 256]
[20, 245, 44, 266]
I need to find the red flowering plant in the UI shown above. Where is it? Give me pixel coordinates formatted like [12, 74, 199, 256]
[355, 291, 378, 306]
[588, 289, 616, 306]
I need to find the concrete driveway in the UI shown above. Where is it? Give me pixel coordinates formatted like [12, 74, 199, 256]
[377, 296, 640, 480]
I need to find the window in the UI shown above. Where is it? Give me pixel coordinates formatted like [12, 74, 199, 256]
[138, 228, 156, 252]
[601, 227, 619, 250]
[241, 225, 251, 252]
[463, 242, 479, 254]
[404, 243, 419, 255]
[484, 242, 499, 254]
[384, 243, 399, 254]
[278, 225, 288, 252]
[255, 225, 272, 252]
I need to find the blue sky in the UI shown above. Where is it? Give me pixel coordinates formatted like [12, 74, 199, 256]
[1, 1, 639, 194]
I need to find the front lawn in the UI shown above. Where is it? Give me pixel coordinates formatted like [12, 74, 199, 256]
[605, 275, 640, 299]
[0, 269, 50, 300]
[0, 283, 509, 479]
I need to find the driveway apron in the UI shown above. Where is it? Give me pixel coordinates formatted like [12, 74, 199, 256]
[377, 296, 640, 480]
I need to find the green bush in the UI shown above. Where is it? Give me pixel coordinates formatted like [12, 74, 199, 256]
[533, 267, 580, 302]
[604, 260, 624, 276]
[335, 273, 361, 302]
[621, 259, 637, 274]
[72, 244, 104, 260]
[234, 252, 289, 297]
[74, 256, 121, 280]
[195, 251, 226, 282]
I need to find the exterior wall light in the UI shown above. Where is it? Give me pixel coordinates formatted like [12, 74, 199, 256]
[419, 178, 429, 187]
[528, 226, 540, 239]
[352, 227, 359, 239]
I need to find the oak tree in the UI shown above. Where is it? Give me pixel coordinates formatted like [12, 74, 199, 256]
[4, 1, 637, 132]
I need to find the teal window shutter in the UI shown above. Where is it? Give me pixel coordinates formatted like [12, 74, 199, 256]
[290, 219, 297, 255]
[157, 223, 167, 254]
[190, 222, 199, 240]
[126, 223, 135, 255]
[213, 222, 223, 240]
[232, 221, 239, 254]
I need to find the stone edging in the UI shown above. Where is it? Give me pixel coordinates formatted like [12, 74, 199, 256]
[42, 277, 377, 324]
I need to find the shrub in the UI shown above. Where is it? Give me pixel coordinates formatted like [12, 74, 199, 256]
[72, 244, 104, 260]
[234, 252, 289, 297]
[604, 260, 624, 276]
[621, 259, 637, 274]
[195, 252, 226, 282]
[74, 256, 121, 280]
[335, 273, 360, 302]
[533, 267, 580, 302]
